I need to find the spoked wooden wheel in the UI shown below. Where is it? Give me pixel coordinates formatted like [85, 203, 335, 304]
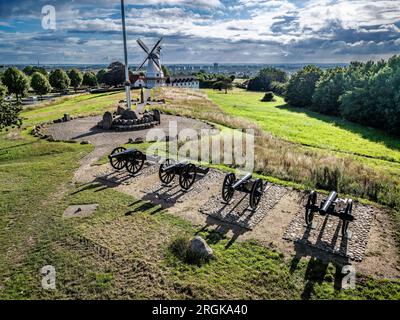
[159, 159, 175, 184]
[222, 173, 236, 203]
[342, 199, 353, 237]
[249, 179, 264, 210]
[305, 191, 317, 227]
[125, 150, 145, 175]
[179, 163, 197, 190]
[109, 147, 127, 170]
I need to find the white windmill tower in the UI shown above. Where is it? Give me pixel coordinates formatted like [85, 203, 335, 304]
[136, 38, 164, 88]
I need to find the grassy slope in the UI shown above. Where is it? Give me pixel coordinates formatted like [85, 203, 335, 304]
[1, 92, 399, 299]
[206, 89, 400, 164]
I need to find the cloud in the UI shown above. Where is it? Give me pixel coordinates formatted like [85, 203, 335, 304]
[0, 0, 399, 64]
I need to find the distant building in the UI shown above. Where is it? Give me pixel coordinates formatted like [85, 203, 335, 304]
[131, 74, 146, 88]
[165, 76, 199, 89]
[213, 62, 219, 73]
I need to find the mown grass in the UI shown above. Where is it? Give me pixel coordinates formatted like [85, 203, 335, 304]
[21, 91, 134, 126]
[206, 89, 400, 163]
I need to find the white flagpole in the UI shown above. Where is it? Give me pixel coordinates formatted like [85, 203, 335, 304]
[120, 0, 132, 110]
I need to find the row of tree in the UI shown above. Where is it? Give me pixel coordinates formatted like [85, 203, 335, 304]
[195, 71, 234, 93]
[285, 55, 400, 135]
[0, 67, 99, 101]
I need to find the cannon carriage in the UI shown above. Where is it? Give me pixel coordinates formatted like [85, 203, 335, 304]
[108, 147, 159, 175]
[221, 173, 264, 211]
[158, 159, 210, 190]
[305, 191, 354, 237]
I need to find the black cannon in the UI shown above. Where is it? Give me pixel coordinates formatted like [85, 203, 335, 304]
[108, 147, 146, 175]
[158, 159, 209, 190]
[221, 173, 264, 210]
[305, 191, 354, 237]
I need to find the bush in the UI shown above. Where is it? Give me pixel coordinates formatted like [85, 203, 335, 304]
[169, 235, 211, 266]
[261, 91, 275, 102]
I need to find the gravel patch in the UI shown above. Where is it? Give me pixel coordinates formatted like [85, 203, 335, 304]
[283, 196, 375, 262]
[199, 183, 288, 229]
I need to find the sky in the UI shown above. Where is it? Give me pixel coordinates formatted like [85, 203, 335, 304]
[0, 0, 399, 65]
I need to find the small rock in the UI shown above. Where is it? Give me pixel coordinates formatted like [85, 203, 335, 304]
[80, 140, 90, 145]
[188, 236, 213, 259]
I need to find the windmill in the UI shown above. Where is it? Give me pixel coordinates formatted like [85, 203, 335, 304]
[136, 38, 164, 88]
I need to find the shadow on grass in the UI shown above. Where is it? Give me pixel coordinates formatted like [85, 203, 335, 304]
[277, 103, 400, 154]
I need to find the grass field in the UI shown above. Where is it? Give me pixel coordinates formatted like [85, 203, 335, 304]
[1, 89, 400, 299]
[21, 91, 132, 126]
[206, 89, 400, 164]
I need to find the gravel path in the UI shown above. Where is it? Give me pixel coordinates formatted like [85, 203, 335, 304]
[42, 114, 215, 183]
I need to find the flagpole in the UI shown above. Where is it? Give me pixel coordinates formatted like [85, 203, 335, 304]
[120, 0, 131, 110]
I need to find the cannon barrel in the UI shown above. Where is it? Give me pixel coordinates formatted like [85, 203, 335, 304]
[320, 191, 338, 214]
[161, 160, 188, 172]
[232, 173, 252, 190]
[108, 148, 136, 159]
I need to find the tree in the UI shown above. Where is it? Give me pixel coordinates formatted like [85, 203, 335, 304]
[67, 68, 83, 92]
[31, 72, 51, 99]
[161, 65, 170, 77]
[213, 79, 233, 94]
[23, 65, 47, 77]
[82, 71, 98, 87]
[312, 67, 346, 116]
[285, 65, 323, 107]
[96, 69, 107, 85]
[102, 62, 134, 87]
[0, 79, 22, 130]
[247, 67, 287, 92]
[2, 67, 30, 102]
[49, 69, 70, 93]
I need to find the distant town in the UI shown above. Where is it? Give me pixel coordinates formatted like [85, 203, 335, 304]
[0, 63, 349, 78]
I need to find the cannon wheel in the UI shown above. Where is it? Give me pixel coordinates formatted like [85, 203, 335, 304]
[179, 163, 197, 190]
[249, 179, 264, 210]
[305, 191, 317, 226]
[125, 150, 145, 175]
[222, 173, 236, 203]
[342, 199, 353, 237]
[159, 159, 175, 185]
[109, 146, 127, 170]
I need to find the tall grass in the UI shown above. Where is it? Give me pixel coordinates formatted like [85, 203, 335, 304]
[154, 88, 400, 209]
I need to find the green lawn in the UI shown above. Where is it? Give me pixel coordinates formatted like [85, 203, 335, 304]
[21, 91, 131, 126]
[205, 89, 400, 163]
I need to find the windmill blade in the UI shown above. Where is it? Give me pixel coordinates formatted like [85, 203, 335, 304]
[136, 56, 149, 71]
[137, 39, 150, 54]
[148, 37, 163, 56]
[150, 56, 162, 72]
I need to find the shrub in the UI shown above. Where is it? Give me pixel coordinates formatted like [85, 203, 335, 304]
[247, 67, 287, 92]
[261, 92, 275, 102]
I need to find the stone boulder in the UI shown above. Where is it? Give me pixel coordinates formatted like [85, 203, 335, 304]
[122, 109, 138, 120]
[188, 236, 213, 259]
[102, 111, 113, 130]
[116, 105, 126, 115]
